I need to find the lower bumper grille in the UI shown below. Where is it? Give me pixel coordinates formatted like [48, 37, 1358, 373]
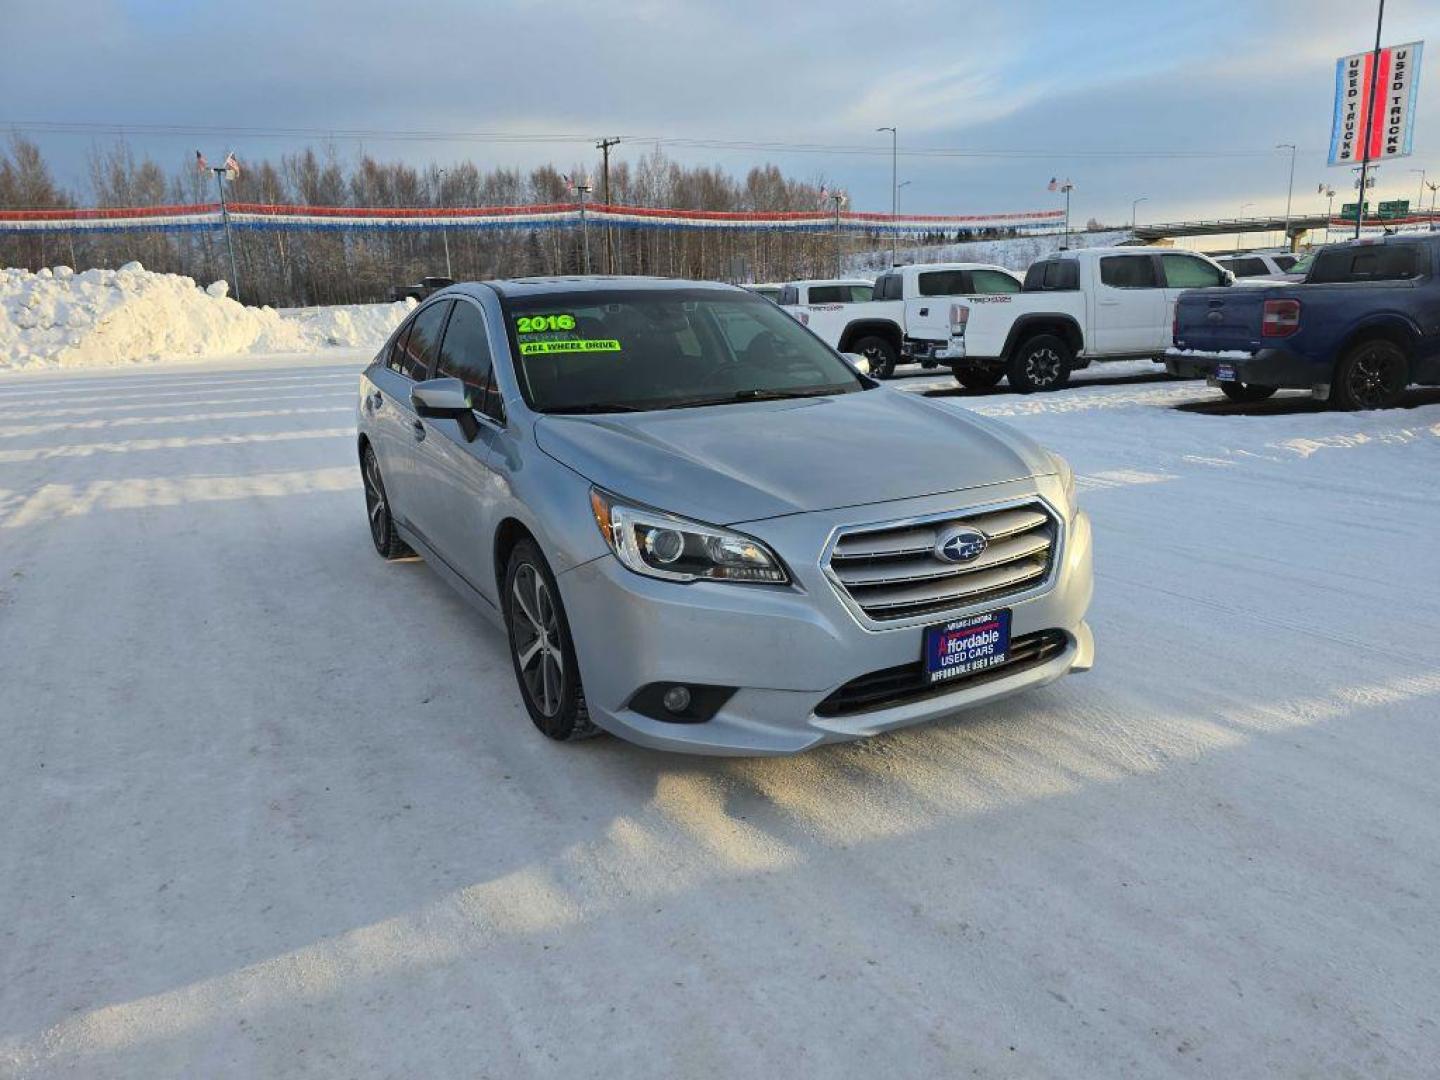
[814, 630, 1068, 718]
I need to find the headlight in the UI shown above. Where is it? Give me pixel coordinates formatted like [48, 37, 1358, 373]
[589, 488, 789, 584]
[1046, 450, 1077, 508]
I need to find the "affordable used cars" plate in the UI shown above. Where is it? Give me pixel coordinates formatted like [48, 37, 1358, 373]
[923, 609, 1011, 685]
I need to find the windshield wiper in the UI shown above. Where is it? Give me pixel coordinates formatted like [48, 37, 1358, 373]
[666, 388, 841, 409]
[544, 402, 647, 414]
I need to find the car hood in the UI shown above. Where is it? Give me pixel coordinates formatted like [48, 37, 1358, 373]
[533, 388, 1052, 525]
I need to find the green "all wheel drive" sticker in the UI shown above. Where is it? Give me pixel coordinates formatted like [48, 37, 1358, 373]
[518, 339, 622, 355]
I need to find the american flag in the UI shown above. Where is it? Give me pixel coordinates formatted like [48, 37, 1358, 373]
[1048, 177, 1073, 193]
[223, 152, 241, 180]
[195, 150, 209, 173]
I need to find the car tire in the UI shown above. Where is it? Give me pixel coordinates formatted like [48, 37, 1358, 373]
[954, 366, 1005, 391]
[1007, 334, 1073, 393]
[504, 539, 600, 742]
[1331, 338, 1409, 411]
[853, 335, 898, 379]
[361, 443, 412, 560]
[1219, 381, 1277, 404]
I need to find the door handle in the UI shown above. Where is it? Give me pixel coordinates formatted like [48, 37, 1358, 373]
[412, 420, 426, 443]
[1098, 299, 1120, 306]
[918, 307, 929, 316]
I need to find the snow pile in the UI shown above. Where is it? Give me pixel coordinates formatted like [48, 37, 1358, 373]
[0, 263, 415, 370]
[848, 230, 1134, 275]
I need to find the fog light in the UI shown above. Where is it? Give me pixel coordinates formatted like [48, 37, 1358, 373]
[662, 685, 692, 713]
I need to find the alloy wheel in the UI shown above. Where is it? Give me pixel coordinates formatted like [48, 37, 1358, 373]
[1025, 347, 1062, 386]
[509, 562, 565, 718]
[362, 450, 388, 547]
[1347, 346, 1405, 409]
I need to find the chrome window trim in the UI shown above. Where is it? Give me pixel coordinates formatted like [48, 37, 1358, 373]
[817, 492, 1067, 632]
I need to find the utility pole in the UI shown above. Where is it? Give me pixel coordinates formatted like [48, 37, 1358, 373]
[1355, 0, 1386, 238]
[897, 180, 911, 261]
[210, 165, 241, 303]
[877, 126, 896, 266]
[435, 167, 453, 279]
[1410, 168, 1426, 219]
[1276, 143, 1297, 250]
[596, 137, 621, 274]
[1322, 186, 1336, 243]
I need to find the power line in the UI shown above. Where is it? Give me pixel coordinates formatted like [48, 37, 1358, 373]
[2, 119, 1297, 161]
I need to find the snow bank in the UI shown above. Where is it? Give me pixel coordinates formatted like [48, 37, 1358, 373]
[0, 264, 416, 371]
[848, 230, 1134, 276]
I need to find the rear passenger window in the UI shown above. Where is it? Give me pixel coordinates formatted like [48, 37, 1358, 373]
[435, 302, 501, 419]
[1273, 255, 1297, 271]
[385, 322, 412, 375]
[778, 286, 799, 306]
[398, 300, 452, 380]
[1228, 257, 1270, 277]
[969, 269, 1021, 294]
[1160, 254, 1225, 288]
[807, 284, 872, 303]
[1309, 244, 1421, 283]
[876, 274, 902, 301]
[917, 270, 969, 296]
[1100, 255, 1158, 288]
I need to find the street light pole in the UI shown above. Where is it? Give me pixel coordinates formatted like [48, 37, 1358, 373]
[576, 182, 591, 274]
[1410, 168, 1426, 219]
[435, 167, 452, 279]
[1131, 196, 1148, 229]
[1235, 202, 1255, 255]
[1276, 143, 1297, 250]
[897, 180, 912, 263]
[877, 127, 896, 267]
[210, 165, 240, 303]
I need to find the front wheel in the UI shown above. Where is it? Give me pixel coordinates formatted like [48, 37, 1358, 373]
[361, 444, 412, 560]
[1007, 335, 1073, 393]
[504, 539, 599, 742]
[954, 366, 1004, 391]
[852, 335, 898, 379]
[1331, 338, 1409, 411]
[1219, 381, 1277, 404]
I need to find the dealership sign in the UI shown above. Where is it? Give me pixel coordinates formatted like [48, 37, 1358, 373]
[1329, 40, 1423, 165]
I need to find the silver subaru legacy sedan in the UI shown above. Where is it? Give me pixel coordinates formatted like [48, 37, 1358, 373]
[356, 277, 1094, 755]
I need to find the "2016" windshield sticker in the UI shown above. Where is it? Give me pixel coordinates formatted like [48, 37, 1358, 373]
[515, 314, 577, 334]
[519, 339, 622, 355]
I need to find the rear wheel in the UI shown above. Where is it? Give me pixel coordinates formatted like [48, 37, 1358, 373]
[954, 366, 1004, 391]
[1331, 338, 1409, 410]
[504, 539, 599, 742]
[361, 443, 412, 560]
[1007, 334, 1073, 393]
[852, 335, 898, 379]
[1219, 381, 1277, 404]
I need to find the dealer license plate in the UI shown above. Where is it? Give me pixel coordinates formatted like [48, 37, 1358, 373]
[923, 610, 1011, 685]
[1216, 362, 1238, 382]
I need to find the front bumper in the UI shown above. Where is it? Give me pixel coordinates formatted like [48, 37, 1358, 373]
[557, 482, 1095, 755]
[1164, 346, 1327, 390]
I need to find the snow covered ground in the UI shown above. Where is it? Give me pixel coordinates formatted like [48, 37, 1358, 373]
[848, 229, 1133, 275]
[0, 265, 413, 371]
[1, 353, 1438, 1078]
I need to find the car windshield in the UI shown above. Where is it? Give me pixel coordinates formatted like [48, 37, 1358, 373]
[503, 287, 866, 414]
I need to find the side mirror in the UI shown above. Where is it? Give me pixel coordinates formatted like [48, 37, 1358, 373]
[841, 352, 872, 376]
[1222, 270, 1236, 286]
[411, 377, 479, 441]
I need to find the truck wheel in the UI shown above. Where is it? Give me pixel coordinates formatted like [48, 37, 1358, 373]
[1331, 338, 1409, 410]
[954, 366, 1004, 391]
[853, 336, 897, 379]
[1008, 335, 1072, 393]
[1219, 381, 1277, 404]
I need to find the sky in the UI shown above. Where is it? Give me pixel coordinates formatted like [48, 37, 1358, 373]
[5, 0, 1440, 244]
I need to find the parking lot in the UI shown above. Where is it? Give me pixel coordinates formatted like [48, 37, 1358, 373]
[2, 354, 1438, 1077]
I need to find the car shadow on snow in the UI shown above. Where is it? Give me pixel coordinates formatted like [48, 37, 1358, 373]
[1172, 385, 1440, 417]
[920, 371, 1193, 399]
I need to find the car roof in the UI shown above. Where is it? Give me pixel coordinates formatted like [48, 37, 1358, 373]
[893, 262, 1013, 273]
[466, 276, 746, 301]
[787, 278, 874, 288]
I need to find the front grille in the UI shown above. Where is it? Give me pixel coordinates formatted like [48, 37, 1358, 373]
[826, 501, 1059, 622]
[815, 630, 1068, 718]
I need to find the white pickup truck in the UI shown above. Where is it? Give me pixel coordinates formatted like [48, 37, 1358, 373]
[781, 264, 1022, 378]
[940, 247, 1234, 391]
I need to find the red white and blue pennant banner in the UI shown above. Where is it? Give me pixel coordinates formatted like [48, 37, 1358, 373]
[0, 202, 1064, 235]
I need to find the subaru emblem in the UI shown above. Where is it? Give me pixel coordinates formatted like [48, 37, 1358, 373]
[935, 526, 988, 563]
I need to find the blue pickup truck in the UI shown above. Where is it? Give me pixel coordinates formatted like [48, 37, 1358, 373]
[1167, 234, 1440, 409]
